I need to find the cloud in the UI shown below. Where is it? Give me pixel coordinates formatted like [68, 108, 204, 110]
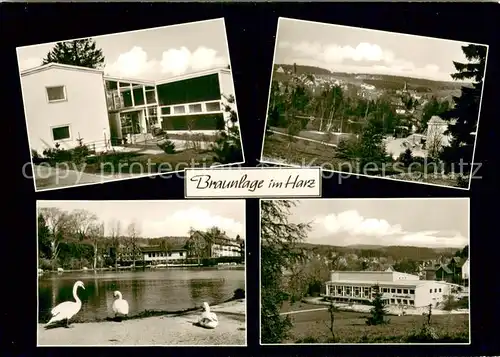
[317, 210, 404, 237]
[136, 207, 243, 238]
[313, 210, 467, 248]
[19, 57, 42, 71]
[278, 40, 448, 80]
[105, 46, 227, 79]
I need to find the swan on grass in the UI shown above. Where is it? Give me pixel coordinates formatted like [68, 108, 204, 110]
[45, 280, 85, 328]
[198, 302, 218, 329]
[112, 290, 129, 318]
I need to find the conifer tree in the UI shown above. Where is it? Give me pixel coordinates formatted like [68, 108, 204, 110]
[43, 38, 105, 69]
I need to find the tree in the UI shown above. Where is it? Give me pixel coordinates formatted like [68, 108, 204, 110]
[186, 228, 209, 265]
[160, 238, 174, 263]
[70, 209, 98, 242]
[212, 94, 243, 164]
[357, 119, 389, 170]
[126, 221, 141, 269]
[39, 207, 72, 267]
[42, 38, 105, 69]
[393, 259, 419, 274]
[261, 200, 311, 343]
[38, 214, 52, 259]
[399, 148, 414, 167]
[440, 44, 487, 167]
[366, 284, 389, 326]
[420, 97, 449, 130]
[109, 219, 122, 271]
[88, 222, 104, 271]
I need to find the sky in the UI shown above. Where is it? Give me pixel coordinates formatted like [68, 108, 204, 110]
[16, 18, 230, 81]
[38, 200, 245, 238]
[282, 198, 469, 248]
[274, 18, 486, 82]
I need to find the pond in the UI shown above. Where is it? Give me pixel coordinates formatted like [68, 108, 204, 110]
[38, 268, 245, 323]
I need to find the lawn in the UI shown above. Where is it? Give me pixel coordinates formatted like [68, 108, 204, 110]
[83, 149, 217, 175]
[283, 303, 469, 344]
[262, 133, 460, 187]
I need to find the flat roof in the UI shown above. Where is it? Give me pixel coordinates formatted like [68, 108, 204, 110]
[155, 67, 230, 85]
[326, 280, 446, 287]
[20, 62, 104, 76]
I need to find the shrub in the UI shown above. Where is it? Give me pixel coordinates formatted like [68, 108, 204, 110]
[398, 148, 414, 167]
[456, 174, 469, 188]
[233, 288, 245, 299]
[39, 258, 53, 271]
[157, 138, 176, 154]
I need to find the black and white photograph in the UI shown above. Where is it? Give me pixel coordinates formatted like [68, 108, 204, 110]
[260, 198, 469, 344]
[18, 18, 243, 192]
[261, 18, 489, 189]
[37, 200, 246, 346]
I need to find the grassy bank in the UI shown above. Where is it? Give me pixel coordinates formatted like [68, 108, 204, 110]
[38, 299, 246, 346]
[283, 303, 469, 343]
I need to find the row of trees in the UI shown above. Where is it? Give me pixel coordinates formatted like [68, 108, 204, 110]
[38, 207, 142, 271]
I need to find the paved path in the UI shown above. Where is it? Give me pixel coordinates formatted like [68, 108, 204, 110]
[33, 165, 147, 190]
[280, 307, 328, 316]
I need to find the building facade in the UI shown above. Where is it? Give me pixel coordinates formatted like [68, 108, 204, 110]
[141, 246, 187, 265]
[21, 63, 236, 155]
[325, 270, 451, 307]
[461, 258, 470, 287]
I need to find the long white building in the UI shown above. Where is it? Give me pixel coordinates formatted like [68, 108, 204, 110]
[325, 270, 452, 308]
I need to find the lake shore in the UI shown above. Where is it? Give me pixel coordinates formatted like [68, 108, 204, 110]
[38, 299, 246, 346]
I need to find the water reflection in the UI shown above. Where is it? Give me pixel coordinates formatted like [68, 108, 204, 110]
[38, 268, 244, 322]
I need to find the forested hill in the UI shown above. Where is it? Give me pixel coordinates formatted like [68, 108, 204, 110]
[274, 63, 332, 75]
[296, 242, 460, 261]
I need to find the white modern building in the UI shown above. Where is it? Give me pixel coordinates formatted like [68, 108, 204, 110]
[20, 63, 237, 155]
[210, 237, 243, 258]
[325, 270, 452, 307]
[141, 246, 187, 265]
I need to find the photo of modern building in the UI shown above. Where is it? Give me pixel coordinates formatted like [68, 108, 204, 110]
[324, 270, 452, 308]
[17, 18, 243, 191]
[21, 64, 235, 154]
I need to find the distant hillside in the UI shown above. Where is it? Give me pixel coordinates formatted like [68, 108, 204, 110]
[296, 242, 460, 261]
[273, 64, 471, 94]
[274, 63, 332, 76]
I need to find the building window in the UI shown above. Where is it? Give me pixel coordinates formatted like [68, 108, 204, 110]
[179, 252, 183, 256]
[410, 289, 415, 295]
[390, 299, 395, 304]
[397, 289, 402, 294]
[409, 300, 415, 305]
[434, 289, 437, 293]
[146, 89, 157, 104]
[161, 107, 171, 115]
[397, 299, 402, 304]
[188, 103, 203, 113]
[403, 289, 409, 294]
[206, 101, 221, 112]
[382, 288, 388, 293]
[391, 288, 396, 293]
[51, 125, 71, 141]
[430, 289, 433, 293]
[439, 288, 442, 292]
[173, 105, 186, 114]
[46, 86, 66, 102]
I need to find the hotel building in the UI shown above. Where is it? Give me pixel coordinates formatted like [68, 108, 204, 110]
[325, 270, 452, 307]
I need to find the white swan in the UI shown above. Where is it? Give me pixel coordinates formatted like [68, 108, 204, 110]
[112, 290, 129, 317]
[198, 302, 218, 329]
[45, 280, 85, 328]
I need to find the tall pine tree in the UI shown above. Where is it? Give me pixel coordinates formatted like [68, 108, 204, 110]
[440, 44, 487, 167]
[43, 38, 105, 69]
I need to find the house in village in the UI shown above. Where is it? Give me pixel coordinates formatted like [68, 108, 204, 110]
[462, 257, 470, 287]
[20, 63, 236, 155]
[138, 230, 244, 266]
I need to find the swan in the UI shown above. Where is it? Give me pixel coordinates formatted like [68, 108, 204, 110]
[198, 302, 218, 329]
[45, 280, 85, 328]
[112, 290, 129, 317]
